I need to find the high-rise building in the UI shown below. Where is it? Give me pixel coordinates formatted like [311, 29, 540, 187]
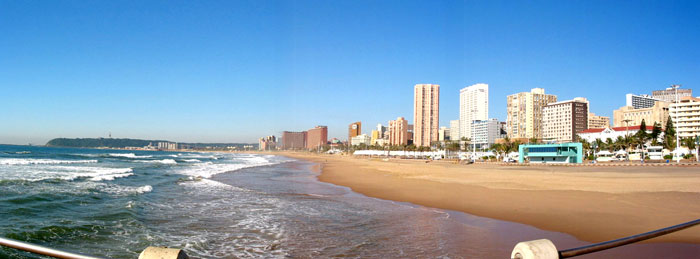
[543, 98, 589, 143]
[652, 87, 693, 103]
[438, 127, 450, 141]
[626, 94, 661, 109]
[376, 124, 387, 139]
[282, 131, 306, 150]
[370, 130, 380, 145]
[613, 101, 669, 128]
[348, 122, 361, 142]
[305, 126, 328, 149]
[449, 120, 460, 141]
[471, 119, 501, 148]
[389, 117, 408, 146]
[258, 135, 277, 151]
[459, 83, 489, 139]
[670, 97, 700, 139]
[407, 124, 414, 144]
[413, 84, 440, 147]
[588, 113, 610, 129]
[506, 88, 557, 139]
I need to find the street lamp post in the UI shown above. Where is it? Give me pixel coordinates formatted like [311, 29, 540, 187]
[671, 84, 681, 163]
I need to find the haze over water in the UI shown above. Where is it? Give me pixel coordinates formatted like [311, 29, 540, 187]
[1, 145, 698, 258]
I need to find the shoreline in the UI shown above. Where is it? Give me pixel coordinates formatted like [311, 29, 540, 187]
[276, 152, 700, 245]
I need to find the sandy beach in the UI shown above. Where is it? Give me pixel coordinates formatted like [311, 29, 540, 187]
[277, 152, 700, 244]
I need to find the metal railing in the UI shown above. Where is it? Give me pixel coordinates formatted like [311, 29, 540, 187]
[558, 218, 700, 258]
[0, 236, 105, 259]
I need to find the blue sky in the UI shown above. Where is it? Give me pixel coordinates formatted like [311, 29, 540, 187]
[1, 0, 699, 144]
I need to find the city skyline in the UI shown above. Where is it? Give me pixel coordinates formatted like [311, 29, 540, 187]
[2, 1, 700, 144]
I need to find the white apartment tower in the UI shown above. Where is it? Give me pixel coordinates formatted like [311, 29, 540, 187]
[459, 83, 489, 140]
[670, 97, 700, 138]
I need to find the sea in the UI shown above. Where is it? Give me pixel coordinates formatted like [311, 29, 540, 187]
[1, 145, 698, 258]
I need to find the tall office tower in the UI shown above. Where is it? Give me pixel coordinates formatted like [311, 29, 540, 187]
[542, 98, 589, 143]
[388, 117, 408, 146]
[348, 122, 361, 142]
[413, 84, 440, 147]
[506, 88, 557, 139]
[459, 83, 489, 140]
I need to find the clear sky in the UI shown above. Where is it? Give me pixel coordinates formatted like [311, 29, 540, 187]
[1, 0, 699, 145]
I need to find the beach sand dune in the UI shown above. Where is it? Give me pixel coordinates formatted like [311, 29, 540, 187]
[281, 152, 700, 244]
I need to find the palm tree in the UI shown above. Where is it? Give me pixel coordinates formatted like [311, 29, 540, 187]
[605, 138, 614, 151]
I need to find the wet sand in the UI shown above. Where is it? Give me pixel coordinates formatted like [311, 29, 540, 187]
[278, 152, 700, 245]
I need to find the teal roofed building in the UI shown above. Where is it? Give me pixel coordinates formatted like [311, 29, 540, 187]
[518, 143, 583, 164]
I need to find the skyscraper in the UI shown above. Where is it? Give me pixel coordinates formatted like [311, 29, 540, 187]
[506, 88, 557, 139]
[348, 122, 361, 142]
[413, 84, 440, 147]
[459, 83, 489, 140]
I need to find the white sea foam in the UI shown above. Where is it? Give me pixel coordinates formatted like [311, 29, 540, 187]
[80, 182, 153, 195]
[182, 159, 201, 163]
[108, 153, 153, 159]
[0, 165, 133, 182]
[0, 158, 98, 165]
[177, 154, 282, 179]
[137, 159, 177, 164]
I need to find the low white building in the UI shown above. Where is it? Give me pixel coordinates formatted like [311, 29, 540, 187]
[471, 119, 501, 148]
[350, 134, 371, 146]
[578, 125, 654, 143]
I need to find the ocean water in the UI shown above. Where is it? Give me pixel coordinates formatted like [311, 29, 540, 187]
[1, 145, 698, 259]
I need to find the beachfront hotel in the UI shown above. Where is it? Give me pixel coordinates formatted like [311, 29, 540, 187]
[542, 98, 589, 143]
[388, 117, 409, 146]
[413, 84, 440, 147]
[626, 93, 661, 109]
[282, 131, 306, 150]
[348, 122, 361, 142]
[459, 83, 489, 140]
[669, 96, 700, 138]
[506, 88, 558, 139]
[613, 101, 669, 127]
[305, 126, 328, 150]
[588, 112, 611, 129]
[652, 86, 693, 103]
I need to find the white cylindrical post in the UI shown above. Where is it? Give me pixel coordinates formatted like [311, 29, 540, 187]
[138, 247, 189, 259]
[511, 239, 558, 259]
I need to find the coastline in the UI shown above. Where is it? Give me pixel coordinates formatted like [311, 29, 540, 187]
[276, 152, 700, 244]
